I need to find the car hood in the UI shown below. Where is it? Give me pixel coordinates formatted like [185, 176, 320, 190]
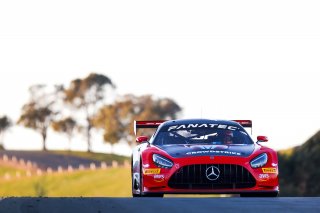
[156, 144, 255, 158]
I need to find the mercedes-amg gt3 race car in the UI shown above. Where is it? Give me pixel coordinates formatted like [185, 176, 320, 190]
[131, 119, 279, 197]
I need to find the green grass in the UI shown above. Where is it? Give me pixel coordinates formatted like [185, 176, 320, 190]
[0, 168, 132, 197]
[0, 151, 132, 197]
[52, 151, 130, 164]
[0, 166, 227, 197]
[0, 164, 27, 177]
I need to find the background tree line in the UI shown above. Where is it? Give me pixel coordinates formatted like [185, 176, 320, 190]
[278, 130, 320, 196]
[0, 115, 12, 149]
[1, 73, 182, 152]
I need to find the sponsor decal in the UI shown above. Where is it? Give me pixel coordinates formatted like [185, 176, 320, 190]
[199, 145, 227, 150]
[143, 168, 161, 175]
[262, 168, 277, 174]
[205, 166, 220, 181]
[271, 163, 278, 167]
[259, 174, 269, 181]
[168, 124, 239, 132]
[154, 174, 165, 182]
[186, 150, 241, 156]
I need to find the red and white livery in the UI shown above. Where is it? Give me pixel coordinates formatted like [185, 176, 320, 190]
[131, 119, 279, 197]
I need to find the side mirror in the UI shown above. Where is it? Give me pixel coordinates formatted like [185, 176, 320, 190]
[136, 136, 149, 144]
[257, 136, 268, 142]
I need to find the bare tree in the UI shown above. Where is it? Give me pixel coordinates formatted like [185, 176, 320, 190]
[18, 85, 56, 151]
[0, 115, 12, 149]
[64, 73, 115, 152]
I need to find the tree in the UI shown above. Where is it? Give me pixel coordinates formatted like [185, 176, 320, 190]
[93, 94, 182, 148]
[18, 85, 56, 151]
[93, 104, 123, 152]
[52, 117, 77, 151]
[279, 130, 320, 196]
[64, 73, 115, 152]
[0, 115, 12, 149]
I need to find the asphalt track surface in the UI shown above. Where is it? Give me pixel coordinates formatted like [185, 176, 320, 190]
[0, 197, 319, 213]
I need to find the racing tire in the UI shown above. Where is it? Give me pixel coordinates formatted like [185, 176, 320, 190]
[132, 193, 140, 197]
[142, 193, 164, 197]
[240, 192, 279, 197]
[131, 157, 141, 197]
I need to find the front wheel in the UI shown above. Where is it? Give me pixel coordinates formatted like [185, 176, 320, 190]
[132, 156, 141, 197]
[142, 193, 164, 197]
[240, 192, 279, 197]
[132, 193, 140, 197]
[132, 171, 142, 197]
[136, 160, 163, 198]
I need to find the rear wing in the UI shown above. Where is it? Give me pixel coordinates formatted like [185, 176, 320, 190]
[134, 120, 252, 135]
[233, 120, 252, 134]
[134, 120, 166, 136]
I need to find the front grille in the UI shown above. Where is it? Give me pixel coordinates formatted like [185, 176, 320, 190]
[168, 164, 256, 190]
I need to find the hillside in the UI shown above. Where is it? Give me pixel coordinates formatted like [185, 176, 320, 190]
[0, 168, 131, 197]
[0, 150, 129, 171]
[0, 150, 132, 197]
[278, 130, 320, 196]
[52, 150, 129, 164]
[2, 134, 320, 197]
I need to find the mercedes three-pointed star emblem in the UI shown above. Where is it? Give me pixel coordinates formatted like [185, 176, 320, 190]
[205, 166, 220, 181]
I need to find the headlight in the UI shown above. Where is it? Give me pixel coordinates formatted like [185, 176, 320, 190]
[250, 153, 268, 168]
[152, 154, 173, 168]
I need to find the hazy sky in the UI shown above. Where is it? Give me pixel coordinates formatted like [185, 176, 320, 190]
[0, 0, 319, 154]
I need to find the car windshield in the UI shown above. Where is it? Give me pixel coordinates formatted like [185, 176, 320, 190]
[153, 124, 253, 145]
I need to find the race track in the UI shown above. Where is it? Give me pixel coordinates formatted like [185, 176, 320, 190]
[0, 197, 319, 213]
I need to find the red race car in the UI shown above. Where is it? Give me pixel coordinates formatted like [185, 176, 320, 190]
[131, 119, 279, 197]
